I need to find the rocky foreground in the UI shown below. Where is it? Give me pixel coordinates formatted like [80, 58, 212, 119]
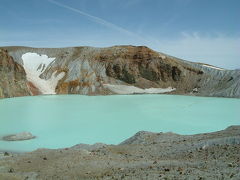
[0, 126, 239, 180]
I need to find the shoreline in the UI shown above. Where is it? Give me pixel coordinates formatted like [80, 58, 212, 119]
[0, 124, 240, 154]
[1, 125, 239, 154]
[0, 126, 239, 179]
[1, 92, 239, 101]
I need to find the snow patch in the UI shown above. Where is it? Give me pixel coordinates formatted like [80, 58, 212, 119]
[22, 52, 65, 94]
[103, 84, 176, 94]
[202, 64, 225, 71]
[22, 53, 55, 76]
[192, 88, 198, 93]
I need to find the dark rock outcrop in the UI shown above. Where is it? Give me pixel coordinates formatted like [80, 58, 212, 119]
[0, 49, 31, 98]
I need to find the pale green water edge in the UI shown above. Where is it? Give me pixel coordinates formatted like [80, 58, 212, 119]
[0, 95, 239, 152]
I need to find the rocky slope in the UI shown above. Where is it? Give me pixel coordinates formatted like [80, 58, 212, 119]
[0, 49, 31, 98]
[0, 126, 239, 179]
[1, 45, 240, 98]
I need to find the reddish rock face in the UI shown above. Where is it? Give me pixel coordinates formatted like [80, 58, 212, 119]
[94, 46, 185, 85]
[0, 49, 31, 98]
[51, 46, 204, 95]
[27, 81, 41, 96]
[2, 45, 239, 98]
[94, 46, 160, 62]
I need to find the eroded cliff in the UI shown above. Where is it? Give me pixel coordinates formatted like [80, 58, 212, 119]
[0, 49, 31, 98]
[2, 45, 240, 98]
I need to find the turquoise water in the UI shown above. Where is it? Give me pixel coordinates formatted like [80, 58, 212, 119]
[0, 95, 239, 152]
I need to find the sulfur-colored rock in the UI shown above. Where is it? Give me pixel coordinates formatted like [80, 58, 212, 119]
[1, 45, 240, 98]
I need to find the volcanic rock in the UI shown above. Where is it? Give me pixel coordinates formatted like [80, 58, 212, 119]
[2, 132, 36, 141]
[0, 49, 31, 98]
[1, 46, 239, 98]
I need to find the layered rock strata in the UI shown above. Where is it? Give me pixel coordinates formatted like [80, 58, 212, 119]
[0, 49, 31, 98]
[1, 46, 240, 98]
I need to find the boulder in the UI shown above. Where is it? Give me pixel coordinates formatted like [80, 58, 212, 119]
[2, 132, 36, 141]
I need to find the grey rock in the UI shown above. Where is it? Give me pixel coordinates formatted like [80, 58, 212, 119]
[1, 45, 240, 98]
[2, 132, 36, 141]
[71, 143, 106, 151]
[0, 126, 239, 179]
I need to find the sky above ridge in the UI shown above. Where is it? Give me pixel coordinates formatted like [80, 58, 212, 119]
[0, 0, 239, 69]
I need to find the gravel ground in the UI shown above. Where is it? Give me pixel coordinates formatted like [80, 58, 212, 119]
[0, 126, 239, 180]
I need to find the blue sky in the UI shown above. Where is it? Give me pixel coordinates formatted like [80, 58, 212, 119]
[0, 0, 239, 69]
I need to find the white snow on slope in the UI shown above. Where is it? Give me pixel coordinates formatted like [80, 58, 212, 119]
[202, 64, 225, 71]
[22, 53, 65, 94]
[103, 84, 176, 94]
